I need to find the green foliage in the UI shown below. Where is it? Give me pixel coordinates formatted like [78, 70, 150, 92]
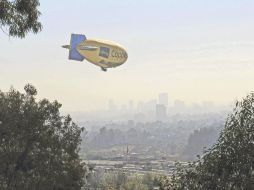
[102, 172, 128, 190]
[85, 171, 163, 190]
[0, 84, 85, 190]
[0, 0, 42, 38]
[121, 175, 148, 190]
[169, 92, 254, 190]
[152, 175, 171, 190]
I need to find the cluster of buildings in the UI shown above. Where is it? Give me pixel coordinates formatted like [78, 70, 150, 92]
[105, 93, 230, 123]
[108, 93, 169, 122]
[72, 93, 230, 123]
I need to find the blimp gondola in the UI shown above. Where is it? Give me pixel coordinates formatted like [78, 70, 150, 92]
[62, 34, 128, 71]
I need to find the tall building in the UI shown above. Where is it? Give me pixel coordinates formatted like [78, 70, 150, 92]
[173, 100, 186, 113]
[143, 99, 157, 111]
[108, 99, 116, 111]
[129, 100, 134, 111]
[158, 93, 168, 107]
[156, 104, 167, 122]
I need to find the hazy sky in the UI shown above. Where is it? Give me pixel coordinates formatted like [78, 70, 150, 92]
[0, 0, 254, 111]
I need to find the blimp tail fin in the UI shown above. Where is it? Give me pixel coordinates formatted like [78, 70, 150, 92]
[69, 34, 86, 61]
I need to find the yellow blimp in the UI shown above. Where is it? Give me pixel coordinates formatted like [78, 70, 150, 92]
[62, 34, 128, 71]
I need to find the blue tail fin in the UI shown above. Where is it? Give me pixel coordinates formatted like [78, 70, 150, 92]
[69, 34, 86, 61]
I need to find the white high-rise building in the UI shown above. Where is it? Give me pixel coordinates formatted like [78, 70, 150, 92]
[156, 104, 167, 122]
[129, 100, 134, 111]
[158, 93, 168, 107]
[108, 99, 116, 111]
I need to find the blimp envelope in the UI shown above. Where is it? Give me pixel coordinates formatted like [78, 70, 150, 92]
[69, 34, 86, 61]
[63, 34, 128, 71]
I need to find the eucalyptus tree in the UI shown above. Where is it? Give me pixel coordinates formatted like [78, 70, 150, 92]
[0, 84, 86, 190]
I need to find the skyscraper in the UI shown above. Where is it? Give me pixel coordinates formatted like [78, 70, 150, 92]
[158, 93, 168, 107]
[108, 99, 116, 111]
[156, 104, 167, 122]
[129, 100, 134, 111]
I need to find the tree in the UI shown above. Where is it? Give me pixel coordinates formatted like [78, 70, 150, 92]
[0, 84, 85, 190]
[121, 175, 148, 190]
[169, 92, 254, 190]
[0, 0, 42, 38]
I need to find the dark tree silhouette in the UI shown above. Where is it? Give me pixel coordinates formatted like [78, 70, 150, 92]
[168, 92, 254, 190]
[0, 84, 85, 190]
[0, 0, 42, 38]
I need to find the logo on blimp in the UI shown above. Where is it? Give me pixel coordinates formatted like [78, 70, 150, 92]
[99, 47, 110, 58]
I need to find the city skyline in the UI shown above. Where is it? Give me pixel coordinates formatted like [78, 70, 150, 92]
[97, 92, 232, 113]
[69, 92, 231, 123]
